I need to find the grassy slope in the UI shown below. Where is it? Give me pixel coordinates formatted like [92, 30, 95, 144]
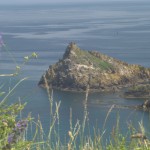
[75, 49, 114, 71]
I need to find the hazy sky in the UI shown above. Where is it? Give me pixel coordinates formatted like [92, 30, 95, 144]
[0, 0, 101, 4]
[0, 0, 140, 5]
[0, 0, 144, 5]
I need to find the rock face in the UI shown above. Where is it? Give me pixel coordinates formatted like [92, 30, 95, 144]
[39, 42, 150, 92]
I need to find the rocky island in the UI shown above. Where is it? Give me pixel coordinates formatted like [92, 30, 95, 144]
[39, 43, 150, 92]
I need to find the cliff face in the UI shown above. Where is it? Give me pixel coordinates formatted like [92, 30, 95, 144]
[39, 43, 150, 92]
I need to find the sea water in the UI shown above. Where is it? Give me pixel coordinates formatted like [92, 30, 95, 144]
[0, 1, 150, 142]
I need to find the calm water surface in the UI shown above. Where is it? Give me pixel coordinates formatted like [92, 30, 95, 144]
[0, 1, 150, 141]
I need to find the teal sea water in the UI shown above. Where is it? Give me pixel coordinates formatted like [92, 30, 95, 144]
[0, 1, 150, 141]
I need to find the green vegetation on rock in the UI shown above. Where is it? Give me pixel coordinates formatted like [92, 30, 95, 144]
[75, 49, 114, 70]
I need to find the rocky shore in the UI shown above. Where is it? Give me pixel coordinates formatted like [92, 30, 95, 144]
[39, 43, 150, 92]
[123, 84, 150, 98]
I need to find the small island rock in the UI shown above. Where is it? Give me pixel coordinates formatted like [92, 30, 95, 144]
[39, 43, 150, 92]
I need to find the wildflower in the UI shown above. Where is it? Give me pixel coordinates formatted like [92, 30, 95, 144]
[7, 120, 28, 145]
[15, 120, 28, 132]
[8, 133, 15, 144]
[24, 56, 29, 61]
[0, 33, 4, 47]
[16, 65, 20, 71]
[31, 52, 38, 58]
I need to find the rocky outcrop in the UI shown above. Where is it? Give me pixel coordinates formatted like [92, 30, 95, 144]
[116, 100, 150, 111]
[123, 84, 150, 98]
[39, 42, 150, 92]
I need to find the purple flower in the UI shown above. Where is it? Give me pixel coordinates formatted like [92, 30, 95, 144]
[14, 120, 28, 134]
[16, 122, 22, 129]
[7, 120, 28, 145]
[8, 133, 15, 144]
[0, 33, 4, 47]
[16, 120, 27, 129]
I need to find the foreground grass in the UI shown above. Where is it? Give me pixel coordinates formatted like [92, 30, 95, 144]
[0, 38, 150, 149]
[1, 79, 150, 150]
